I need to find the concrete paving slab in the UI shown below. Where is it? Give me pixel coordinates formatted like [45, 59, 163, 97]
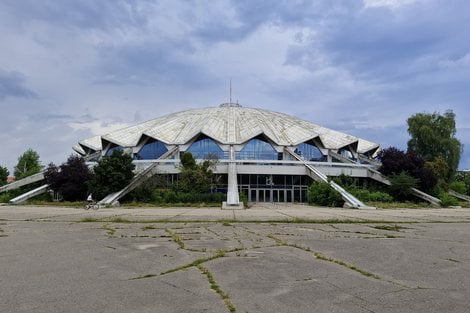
[2, 205, 470, 312]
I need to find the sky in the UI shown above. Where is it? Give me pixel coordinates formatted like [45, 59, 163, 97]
[1, 0, 469, 173]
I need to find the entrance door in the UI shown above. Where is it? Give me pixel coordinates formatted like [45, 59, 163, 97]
[250, 189, 256, 202]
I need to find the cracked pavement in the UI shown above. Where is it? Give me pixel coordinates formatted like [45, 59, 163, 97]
[1, 205, 470, 312]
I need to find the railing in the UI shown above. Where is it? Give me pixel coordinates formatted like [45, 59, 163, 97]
[234, 152, 279, 160]
[130, 158, 376, 169]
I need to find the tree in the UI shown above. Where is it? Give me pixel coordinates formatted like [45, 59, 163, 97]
[388, 171, 419, 201]
[175, 152, 217, 194]
[44, 155, 93, 201]
[0, 165, 9, 186]
[87, 150, 135, 200]
[407, 110, 462, 180]
[378, 147, 437, 192]
[14, 148, 43, 179]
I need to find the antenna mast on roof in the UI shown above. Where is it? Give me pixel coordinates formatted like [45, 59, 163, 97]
[229, 78, 232, 104]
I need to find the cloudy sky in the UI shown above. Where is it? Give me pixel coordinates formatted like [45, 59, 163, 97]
[1, 0, 469, 173]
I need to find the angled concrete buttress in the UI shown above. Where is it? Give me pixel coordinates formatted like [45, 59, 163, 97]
[9, 184, 49, 204]
[98, 147, 179, 206]
[0, 172, 45, 193]
[448, 190, 470, 202]
[285, 148, 374, 209]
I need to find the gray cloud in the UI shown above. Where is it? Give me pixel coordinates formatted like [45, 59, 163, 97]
[0, 69, 36, 100]
[1, 0, 147, 30]
[0, 0, 469, 171]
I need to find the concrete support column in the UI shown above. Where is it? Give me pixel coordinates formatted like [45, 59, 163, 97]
[224, 145, 243, 208]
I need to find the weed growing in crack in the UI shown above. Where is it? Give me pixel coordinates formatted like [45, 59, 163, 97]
[141, 225, 156, 231]
[314, 252, 381, 279]
[373, 225, 407, 232]
[165, 228, 185, 249]
[197, 265, 236, 313]
[80, 217, 100, 222]
[101, 224, 116, 237]
[267, 234, 287, 246]
[108, 217, 132, 223]
[160, 250, 226, 276]
[128, 274, 157, 280]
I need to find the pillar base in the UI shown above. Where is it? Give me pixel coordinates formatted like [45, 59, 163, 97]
[222, 201, 245, 210]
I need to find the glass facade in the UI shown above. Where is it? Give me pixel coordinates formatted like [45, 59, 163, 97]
[105, 144, 122, 156]
[295, 142, 325, 161]
[237, 136, 279, 160]
[135, 139, 168, 160]
[237, 174, 312, 203]
[187, 135, 227, 159]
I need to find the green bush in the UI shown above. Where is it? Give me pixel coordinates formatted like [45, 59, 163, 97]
[349, 188, 393, 202]
[0, 193, 11, 203]
[439, 193, 459, 207]
[449, 181, 466, 195]
[150, 189, 225, 204]
[239, 192, 248, 207]
[388, 171, 419, 201]
[308, 181, 344, 207]
[369, 191, 394, 202]
[332, 174, 355, 189]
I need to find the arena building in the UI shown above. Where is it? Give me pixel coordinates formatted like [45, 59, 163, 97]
[73, 103, 390, 208]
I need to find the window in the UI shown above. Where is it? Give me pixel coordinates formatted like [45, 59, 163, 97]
[105, 144, 123, 156]
[295, 142, 325, 161]
[237, 136, 278, 160]
[135, 139, 168, 160]
[187, 135, 227, 159]
[339, 147, 354, 160]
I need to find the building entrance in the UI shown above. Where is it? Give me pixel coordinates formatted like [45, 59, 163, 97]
[249, 189, 293, 203]
[248, 188, 307, 203]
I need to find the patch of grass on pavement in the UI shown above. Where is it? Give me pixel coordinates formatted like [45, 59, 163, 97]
[80, 217, 100, 223]
[141, 225, 156, 230]
[373, 224, 407, 232]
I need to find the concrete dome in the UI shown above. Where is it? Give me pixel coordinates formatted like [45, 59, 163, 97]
[75, 104, 379, 155]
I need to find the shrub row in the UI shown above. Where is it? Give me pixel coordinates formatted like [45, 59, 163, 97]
[349, 189, 393, 203]
[308, 181, 344, 207]
[152, 190, 225, 204]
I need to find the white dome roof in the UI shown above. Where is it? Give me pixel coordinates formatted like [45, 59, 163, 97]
[78, 104, 379, 154]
